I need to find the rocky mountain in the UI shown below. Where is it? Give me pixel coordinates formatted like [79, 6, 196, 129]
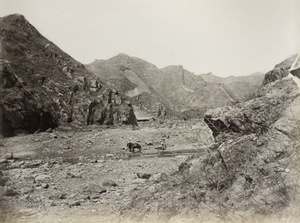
[124, 56, 300, 219]
[87, 54, 169, 119]
[87, 54, 255, 118]
[200, 56, 300, 214]
[0, 14, 137, 137]
[200, 72, 265, 84]
[200, 72, 265, 101]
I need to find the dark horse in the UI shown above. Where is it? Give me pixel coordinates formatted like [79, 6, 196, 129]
[127, 142, 142, 153]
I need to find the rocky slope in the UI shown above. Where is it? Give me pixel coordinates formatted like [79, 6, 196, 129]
[87, 54, 169, 119]
[87, 54, 244, 116]
[0, 14, 137, 137]
[198, 57, 300, 216]
[200, 72, 265, 101]
[116, 56, 300, 221]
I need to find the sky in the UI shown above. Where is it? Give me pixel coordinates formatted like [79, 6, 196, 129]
[1, 0, 300, 77]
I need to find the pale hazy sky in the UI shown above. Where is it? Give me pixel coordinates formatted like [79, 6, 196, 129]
[1, 0, 300, 77]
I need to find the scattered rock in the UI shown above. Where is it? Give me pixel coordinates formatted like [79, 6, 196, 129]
[90, 194, 101, 200]
[102, 180, 118, 188]
[49, 201, 56, 206]
[21, 187, 34, 194]
[89, 159, 97, 163]
[12, 151, 36, 160]
[84, 184, 107, 194]
[149, 173, 168, 183]
[23, 160, 43, 168]
[3, 187, 19, 196]
[132, 178, 147, 184]
[68, 200, 81, 207]
[41, 183, 49, 189]
[2, 153, 13, 160]
[175, 155, 190, 164]
[124, 184, 138, 193]
[137, 172, 151, 179]
[59, 193, 67, 199]
[35, 175, 51, 183]
[105, 154, 115, 158]
[34, 186, 43, 191]
[96, 163, 104, 168]
[0, 158, 7, 164]
[66, 172, 82, 179]
[0, 175, 9, 186]
[23, 176, 35, 183]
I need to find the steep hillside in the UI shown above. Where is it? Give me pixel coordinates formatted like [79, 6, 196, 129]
[0, 14, 137, 137]
[123, 56, 300, 221]
[200, 72, 265, 101]
[87, 54, 237, 115]
[201, 56, 300, 215]
[86, 54, 168, 119]
[200, 72, 264, 84]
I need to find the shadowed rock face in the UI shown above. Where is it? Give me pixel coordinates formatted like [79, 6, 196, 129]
[205, 56, 299, 138]
[204, 79, 298, 137]
[0, 14, 137, 137]
[263, 55, 296, 85]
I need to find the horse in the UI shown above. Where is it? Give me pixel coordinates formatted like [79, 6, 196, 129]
[127, 142, 142, 153]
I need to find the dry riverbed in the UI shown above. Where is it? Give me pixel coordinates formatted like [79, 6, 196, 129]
[0, 121, 214, 222]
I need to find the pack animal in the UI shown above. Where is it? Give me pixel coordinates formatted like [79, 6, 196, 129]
[127, 142, 142, 153]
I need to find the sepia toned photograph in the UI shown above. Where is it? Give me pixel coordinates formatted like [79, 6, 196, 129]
[0, 0, 300, 222]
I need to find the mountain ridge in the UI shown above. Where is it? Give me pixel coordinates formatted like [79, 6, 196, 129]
[0, 14, 137, 137]
[87, 53, 266, 116]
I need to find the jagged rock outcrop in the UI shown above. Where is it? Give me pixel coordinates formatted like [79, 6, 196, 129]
[204, 56, 299, 138]
[0, 14, 137, 136]
[263, 55, 296, 85]
[197, 56, 300, 215]
[204, 78, 298, 137]
[86, 90, 137, 126]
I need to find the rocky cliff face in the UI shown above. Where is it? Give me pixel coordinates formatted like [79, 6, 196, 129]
[0, 14, 137, 137]
[199, 57, 300, 215]
[204, 78, 298, 138]
[263, 55, 296, 85]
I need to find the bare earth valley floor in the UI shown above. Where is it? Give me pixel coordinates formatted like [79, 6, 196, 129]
[0, 121, 220, 223]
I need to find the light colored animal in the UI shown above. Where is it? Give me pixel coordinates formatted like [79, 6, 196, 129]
[155, 141, 167, 153]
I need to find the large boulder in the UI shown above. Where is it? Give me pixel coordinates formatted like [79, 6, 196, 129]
[263, 55, 296, 85]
